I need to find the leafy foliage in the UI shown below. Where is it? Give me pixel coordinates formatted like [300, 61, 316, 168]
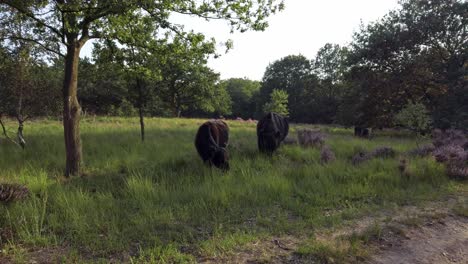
[345, 0, 467, 128]
[258, 55, 314, 120]
[222, 78, 260, 118]
[395, 102, 432, 134]
[262, 89, 289, 117]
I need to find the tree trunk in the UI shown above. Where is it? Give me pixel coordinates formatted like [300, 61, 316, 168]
[139, 106, 145, 142]
[136, 78, 145, 142]
[63, 43, 82, 177]
[17, 116, 26, 149]
[172, 106, 182, 118]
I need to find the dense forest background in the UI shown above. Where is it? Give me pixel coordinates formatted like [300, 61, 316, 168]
[1, 0, 466, 129]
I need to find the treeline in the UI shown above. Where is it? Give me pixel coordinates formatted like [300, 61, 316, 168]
[1, 0, 467, 131]
[0, 37, 231, 120]
[253, 0, 467, 129]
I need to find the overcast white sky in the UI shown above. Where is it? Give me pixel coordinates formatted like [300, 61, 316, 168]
[82, 0, 400, 81]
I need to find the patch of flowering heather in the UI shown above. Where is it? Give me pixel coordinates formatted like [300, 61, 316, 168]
[351, 151, 370, 165]
[432, 129, 467, 148]
[283, 137, 297, 145]
[446, 162, 468, 180]
[320, 145, 336, 164]
[297, 129, 326, 148]
[407, 144, 435, 157]
[0, 183, 30, 203]
[433, 145, 467, 164]
[369, 146, 396, 158]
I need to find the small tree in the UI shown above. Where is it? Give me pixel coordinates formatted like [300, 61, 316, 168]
[395, 102, 432, 135]
[0, 0, 284, 176]
[263, 89, 289, 117]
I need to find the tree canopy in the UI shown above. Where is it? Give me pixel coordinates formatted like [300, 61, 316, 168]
[222, 78, 260, 119]
[0, 0, 285, 176]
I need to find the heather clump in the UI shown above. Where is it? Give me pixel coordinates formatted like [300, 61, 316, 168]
[446, 164, 468, 180]
[351, 146, 397, 165]
[431, 129, 467, 180]
[320, 145, 336, 164]
[369, 146, 396, 158]
[433, 145, 466, 164]
[283, 137, 297, 145]
[297, 129, 326, 148]
[432, 129, 467, 148]
[407, 144, 435, 157]
[351, 151, 370, 165]
[0, 183, 30, 203]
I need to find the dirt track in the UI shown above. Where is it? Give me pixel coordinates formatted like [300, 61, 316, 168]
[369, 216, 468, 264]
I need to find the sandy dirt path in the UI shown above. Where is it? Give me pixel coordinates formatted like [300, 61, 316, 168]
[369, 216, 468, 264]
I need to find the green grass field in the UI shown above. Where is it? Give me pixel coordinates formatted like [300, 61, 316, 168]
[0, 117, 464, 263]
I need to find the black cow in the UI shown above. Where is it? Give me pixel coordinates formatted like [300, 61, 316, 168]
[257, 112, 289, 154]
[195, 120, 230, 170]
[354, 126, 371, 138]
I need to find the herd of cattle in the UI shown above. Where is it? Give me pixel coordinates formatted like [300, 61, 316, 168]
[195, 112, 372, 170]
[195, 112, 289, 170]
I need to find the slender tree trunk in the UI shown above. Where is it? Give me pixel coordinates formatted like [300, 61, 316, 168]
[136, 79, 145, 142]
[17, 117, 25, 149]
[139, 106, 145, 141]
[63, 43, 82, 177]
[16, 61, 26, 149]
[172, 106, 181, 118]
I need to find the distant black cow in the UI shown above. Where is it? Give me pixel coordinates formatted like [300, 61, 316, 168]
[257, 112, 289, 154]
[354, 126, 371, 138]
[195, 120, 230, 170]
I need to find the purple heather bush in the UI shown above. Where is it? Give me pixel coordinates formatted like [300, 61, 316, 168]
[283, 137, 297, 145]
[430, 130, 467, 180]
[432, 129, 467, 148]
[320, 145, 336, 164]
[351, 146, 397, 165]
[297, 129, 326, 148]
[351, 151, 370, 165]
[433, 145, 467, 164]
[0, 183, 30, 203]
[407, 144, 435, 157]
[369, 146, 396, 158]
[446, 163, 468, 180]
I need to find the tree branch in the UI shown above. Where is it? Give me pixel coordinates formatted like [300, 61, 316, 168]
[0, 116, 21, 148]
[1, 36, 65, 57]
[0, 1, 64, 39]
[172, 9, 242, 22]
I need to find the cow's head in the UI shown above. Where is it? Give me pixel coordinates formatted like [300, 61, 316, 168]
[210, 146, 230, 171]
[260, 130, 281, 153]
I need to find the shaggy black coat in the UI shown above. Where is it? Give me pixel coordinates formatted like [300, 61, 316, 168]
[354, 127, 371, 138]
[195, 120, 230, 170]
[257, 112, 289, 154]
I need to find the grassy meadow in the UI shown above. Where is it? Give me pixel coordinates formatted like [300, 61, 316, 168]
[0, 117, 465, 263]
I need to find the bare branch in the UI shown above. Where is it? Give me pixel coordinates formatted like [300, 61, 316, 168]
[0, 116, 21, 148]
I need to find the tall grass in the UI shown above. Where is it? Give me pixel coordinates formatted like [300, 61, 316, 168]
[0, 117, 460, 261]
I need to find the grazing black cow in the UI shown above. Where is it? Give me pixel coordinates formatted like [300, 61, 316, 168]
[195, 120, 230, 170]
[354, 127, 362, 137]
[354, 126, 371, 138]
[257, 112, 289, 154]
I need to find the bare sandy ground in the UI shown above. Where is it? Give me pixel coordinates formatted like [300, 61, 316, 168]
[369, 216, 468, 264]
